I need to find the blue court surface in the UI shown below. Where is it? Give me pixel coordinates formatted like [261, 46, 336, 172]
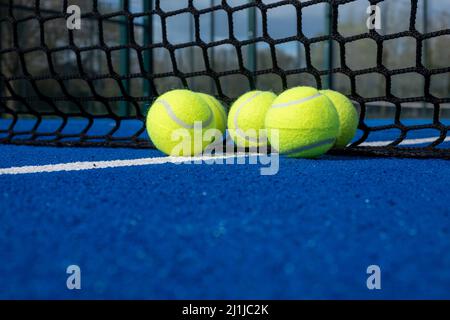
[0, 120, 449, 299]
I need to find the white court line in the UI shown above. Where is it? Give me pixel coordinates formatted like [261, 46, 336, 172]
[1, 136, 449, 175]
[360, 136, 450, 147]
[0, 153, 254, 176]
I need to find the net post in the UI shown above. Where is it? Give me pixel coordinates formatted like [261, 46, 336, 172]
[210, 0, 215, 93]
[248, 0, 257, 88]
[382, 1, 388, 34]
[119, 0, 130, 117]
[422, 0, 429, 115]
[188, 2, 195, 89]
[143, 0, 153, 99]
[324, 2, 334, 89]
[0, 17, 3, 106]
[422, 1, 429, 67]
[16, 12, 26, 108]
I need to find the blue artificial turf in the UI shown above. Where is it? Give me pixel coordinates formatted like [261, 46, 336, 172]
[0, 144, 449, 299]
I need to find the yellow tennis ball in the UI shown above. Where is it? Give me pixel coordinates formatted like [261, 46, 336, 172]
[265, 86, 339, 158]
[228, 91, 277, 148]
[146, 89, 216, 156]
[197, 93, 227, 135]
[319, 89, 359, 149]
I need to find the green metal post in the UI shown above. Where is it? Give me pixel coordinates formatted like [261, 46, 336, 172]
[189, 6, 195, 88]
[324, 3, 333, 89]
[382, 1, 388, 35]
[16, 15, 25, 108]
[0, 17, 3, 106]
[297, 3, 302, 70]
[248, 0, 257, 87]
[143, 0, 153, 99]
[422, 2, 429, 68]
[422, 0, 428, 114]
[210, 0, 215, 92]
[119, 0, 130, 116]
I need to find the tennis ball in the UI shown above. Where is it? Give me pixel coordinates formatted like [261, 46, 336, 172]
[265, 86, 339, 158]
[228, 91, 277, 148]
[319, 89, 358, 149]
[146, 89, 216, 156]
[197, 93, 227, 135]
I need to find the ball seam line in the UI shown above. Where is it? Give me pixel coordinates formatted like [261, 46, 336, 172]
[271, 93, 322, 108]
[233, 91, 265, 142]
[157, 99, 213, 129]
[281, 138, 336, 155]
[215, 100, 227, 127]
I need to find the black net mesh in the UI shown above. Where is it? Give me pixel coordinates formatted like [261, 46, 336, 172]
[0, 0, 449, 158]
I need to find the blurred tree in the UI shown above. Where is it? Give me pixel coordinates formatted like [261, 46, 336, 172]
[0, 0, 448, 118]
